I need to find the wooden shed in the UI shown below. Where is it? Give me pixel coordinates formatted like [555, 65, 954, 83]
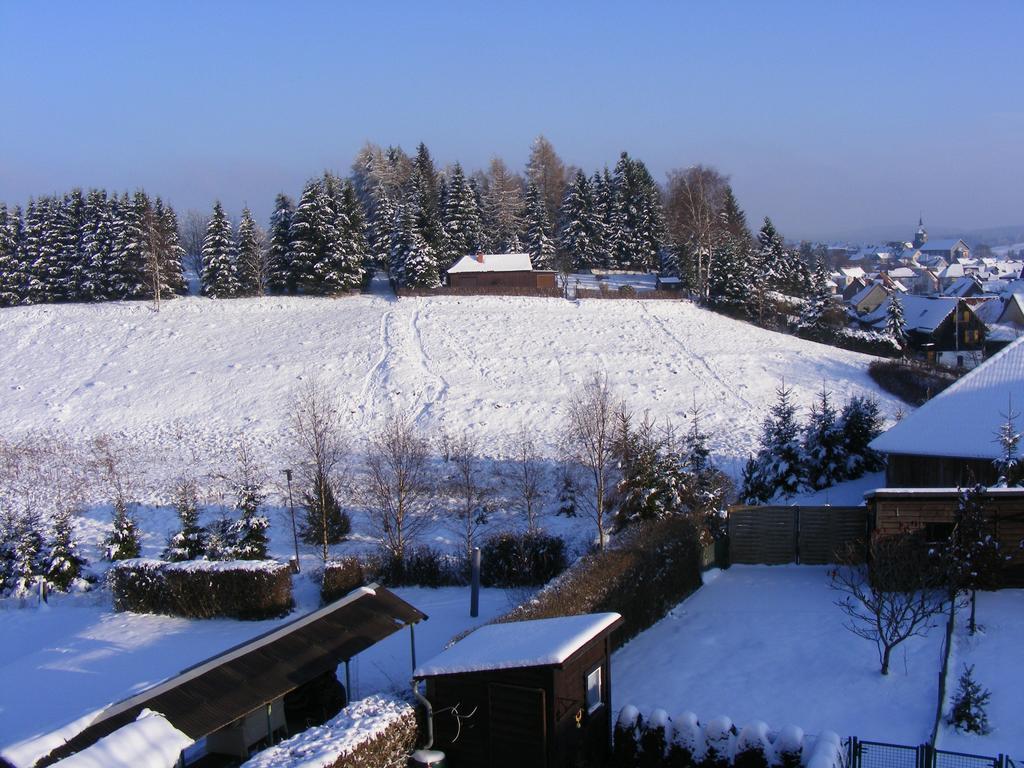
[447, 252, 557, 291]
[28, 585, 426, 767]
[414, 613, 623, 768]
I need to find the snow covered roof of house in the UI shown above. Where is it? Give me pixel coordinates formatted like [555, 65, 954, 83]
[414, 613, 622, 678]
[50, 711, 192, 768]
[849, 281, 887, 307]
[841, 266, 866, 279]
[860, 294, 959, 333]
[886, 267, 916, 279]
[921, 238, 969, 253]
[939, 263, 965, 279]
[942, 276, 982, 298]
[972, 297, 1005, 325]
[447, 253, 534, 274]
[869, 335, 1024, 460]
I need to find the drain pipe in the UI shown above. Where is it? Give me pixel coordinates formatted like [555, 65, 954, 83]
[411, 679, 434, 750]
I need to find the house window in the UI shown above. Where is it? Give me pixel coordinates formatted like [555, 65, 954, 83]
[585, 666, 603, 713]
[962, 311, 971, 322]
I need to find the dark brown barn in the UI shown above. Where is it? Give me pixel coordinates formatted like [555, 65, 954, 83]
[26, 585, 426, 768]
[870, 335, 1023, 488]
[867, 488, 1024, 585]
[414, 612, 623, 768]
[446, 252, 557, 291]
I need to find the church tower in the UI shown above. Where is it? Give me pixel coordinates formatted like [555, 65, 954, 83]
[913, 216, 928, 248]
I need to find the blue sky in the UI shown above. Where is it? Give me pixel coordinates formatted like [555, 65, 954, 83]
[1, 1, 1021, 240]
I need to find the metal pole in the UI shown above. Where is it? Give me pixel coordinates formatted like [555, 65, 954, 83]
[470, 547, 481, 618]
[344, 659, 352, 703]
[283, 469, 300, 572]
[409, 624, 417, 674]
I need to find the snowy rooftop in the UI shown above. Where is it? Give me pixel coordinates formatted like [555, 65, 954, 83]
[414, 613, 622, 677]
[849, 282, 886, 307]
[861, 294, 959, 333]
[869, 335, 1024, 459]
[447, 252, 533, 274]
[922, 239, 968, 253]
[50, 710, 192, 768]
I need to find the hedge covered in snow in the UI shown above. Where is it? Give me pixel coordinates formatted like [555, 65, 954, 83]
[110, 558, 293, 619]
[321, 557, 366, 604]
[481, 515, 703, 647]
[240, 694, 418, 768]
[612, 707, 845, 768]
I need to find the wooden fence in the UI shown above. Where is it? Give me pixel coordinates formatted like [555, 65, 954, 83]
[574, 287, 682, 300]
[396, 285, 564, 298]
[727, 505, 870, 565]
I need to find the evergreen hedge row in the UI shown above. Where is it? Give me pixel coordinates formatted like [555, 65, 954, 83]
[110, 558, 293, 619]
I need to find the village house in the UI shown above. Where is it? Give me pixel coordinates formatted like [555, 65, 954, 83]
[858, 294, 986, 367]
[446, 252, 557, 292]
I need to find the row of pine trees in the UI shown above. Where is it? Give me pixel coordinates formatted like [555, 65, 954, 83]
[1, 137, 824, 304]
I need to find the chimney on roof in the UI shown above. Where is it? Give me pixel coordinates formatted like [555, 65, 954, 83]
[475, 251, 484, 264]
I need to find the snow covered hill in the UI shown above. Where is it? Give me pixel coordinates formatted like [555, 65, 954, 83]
[0, 291, 903, 496]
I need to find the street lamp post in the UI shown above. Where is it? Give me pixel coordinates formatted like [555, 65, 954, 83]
[283, 468, 300, 572]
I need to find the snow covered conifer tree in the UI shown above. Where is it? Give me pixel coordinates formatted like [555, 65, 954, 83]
[156, 200, 187, 296]
[885, 293, 907, 350]
[104, 497, 140, 561]
[0, 204, 24, 307]
[796, 257, 834, 338]
[523, 181, 555, 269]
[201, 200, 239, 298]
[79, 191, 113, 301]
[558, 170, 597, 270]
[288, 179, 323, 291]
[163, 480, 206, 562]
[234, 207, 264, 296]
[591, 169, 614, 268]
[993, 401, 1021, 487]
[391, 202, 439, 289]
[266, 193, 295, 293]
[946, 484, 1005, 634]
[232, 479, 270, 560]
[757, 217, 786, 293]
[611, 152, 664, 271]
[107, 192, 151, 300]
[947, 665, 992, 735]
[802, 386, 847, 489]
[440, 163, 485, 268]
[741, 383, 804, 502]
[300, 469, 350, 558]
[839, 395, 885, 478]
[45, 507, 88, 592]
[8, 509, 44, 597]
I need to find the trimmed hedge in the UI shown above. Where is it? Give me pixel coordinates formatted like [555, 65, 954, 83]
[481, 515, 704, 647]
[321, 557, 367, 605]
[867, 358, 961, 406]
[479, 530, 568, 587]
[241, 694, 418, 768]
[110, 558, 293, 619]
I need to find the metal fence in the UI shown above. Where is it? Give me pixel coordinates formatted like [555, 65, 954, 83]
[849, 738, 1015, 768]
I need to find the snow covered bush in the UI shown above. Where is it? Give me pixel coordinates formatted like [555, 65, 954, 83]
[372, 545, 465, 588]
[733, 721, 772, 768]
[232, 480, 271, 561]
[613, 705, 643, 768]
[666, 711, 702, 768]
[833, 327, 903, 358]
[111, 559, 293, 619]
[700, 716, 735, 768]
[479, 530, 567, 587]
[639, 709, 671, 768]
[321, 557, 366, 604]
[947, 664, 992, 735]
[241, 694, 418, 768]
[806, 731, 844, 768]
[771, 725, 804, 768]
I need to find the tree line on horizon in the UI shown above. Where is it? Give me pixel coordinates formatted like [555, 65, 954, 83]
[0, 136, 824, 311]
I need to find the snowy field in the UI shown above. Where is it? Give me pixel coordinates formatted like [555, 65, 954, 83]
[0, 288, 903, 499]
[939, 590, 1024, 758]
[0, 582, 515, 764]
[613, 566, 945, 745]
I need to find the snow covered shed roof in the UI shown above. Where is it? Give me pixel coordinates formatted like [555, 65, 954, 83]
[32, 585, 425, 767]
[447, 252, 534, 274]
[414, 613, 623, 678]
[49, 711, 192, 768]
[869, 335, 1024, 460]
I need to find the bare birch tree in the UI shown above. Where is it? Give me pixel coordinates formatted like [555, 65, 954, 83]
[664, 166, 729, 300]
[180, 210, 208, 279]
[446, 430, 490, 562]
[507, 424, 547, 533]
[562, 372, 619, 549]
[363, 410, 434, 561]
[289, 377, 347, 561]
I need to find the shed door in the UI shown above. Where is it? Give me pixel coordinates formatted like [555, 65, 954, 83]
[488, 683, 547, 768]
